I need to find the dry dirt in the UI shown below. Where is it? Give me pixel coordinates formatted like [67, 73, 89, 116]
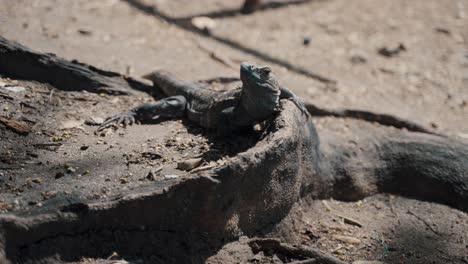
[0, 0, 467, 263]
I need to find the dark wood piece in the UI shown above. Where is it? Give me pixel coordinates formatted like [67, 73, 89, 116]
[0, 36, 152, 95]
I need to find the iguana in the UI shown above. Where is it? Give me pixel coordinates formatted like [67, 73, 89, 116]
[99, 62, 308, 134]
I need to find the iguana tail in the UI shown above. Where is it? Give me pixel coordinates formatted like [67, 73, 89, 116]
[142, 70, 214, 101]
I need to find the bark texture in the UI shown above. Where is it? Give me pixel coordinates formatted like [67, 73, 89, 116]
[0, 36, 151, 95]
[315, 127, 468, 211]
[0, 38, 466, 263]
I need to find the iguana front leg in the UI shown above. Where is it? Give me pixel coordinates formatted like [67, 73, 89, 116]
[279, 86, 309, 117]
[98, 95, 187, 131]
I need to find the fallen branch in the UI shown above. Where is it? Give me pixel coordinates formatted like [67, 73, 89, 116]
[0, 36, 152, 95]
[248, 238, 347, 264]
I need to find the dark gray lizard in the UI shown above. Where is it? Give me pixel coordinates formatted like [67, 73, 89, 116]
[99, 62, 308, 134]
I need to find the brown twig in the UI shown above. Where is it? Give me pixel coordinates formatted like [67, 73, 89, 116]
[248, 238, 347, 264]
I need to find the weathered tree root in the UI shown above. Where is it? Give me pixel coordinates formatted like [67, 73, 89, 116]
[310, 125, 468, 212]
[305, 103, 440, 136]
[0, 36, 152, 95]
[193, 75, 441, 136]
[0, 102, 318, 264]
[0, 38, 466, 263]
[248, 238, 347, 264]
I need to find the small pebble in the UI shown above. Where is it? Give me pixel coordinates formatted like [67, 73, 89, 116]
[164, 175, 179, 179]
[55, 172, 65, 179]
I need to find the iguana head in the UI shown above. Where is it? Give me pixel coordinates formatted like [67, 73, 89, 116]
[240, 62, 280, 93]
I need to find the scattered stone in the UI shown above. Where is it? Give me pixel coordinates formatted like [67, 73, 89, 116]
[303, 36, 311, 46]
[434, 27, 451, 35]
[141, 152, 162, 160]
[55, 172, 65, 179]
[352, 261, 384, 264]
[66, 167, 76, 174]
[32, 178, 43, 184]
[119, 177, 129, 184]
[77, 29, 92, 35]
[61, 120, 83, 129]
[42, 191, 58, 200]
[177, 158, 203, 171]
[85, 117, 104, 126]
[333, 235, 361, 244]
[1, 85, 26, 93]
[164, 175, 179, 180]
[350, 55, 367, 64]
[28, 201, 42, 207]
[332, 245, 347, 255]
[80, 145, 89, 150]
[378, 43, 406, 57]
[302, 229, 320, 240]
[191, 16, 216, 34]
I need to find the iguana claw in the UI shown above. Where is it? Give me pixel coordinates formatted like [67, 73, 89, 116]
[98, 111, 136, 131]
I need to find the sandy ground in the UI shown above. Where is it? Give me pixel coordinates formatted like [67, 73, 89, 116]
[0, 0, 467, 263]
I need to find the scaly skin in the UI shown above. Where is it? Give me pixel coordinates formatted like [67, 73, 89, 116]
[99, 62, 308, 134]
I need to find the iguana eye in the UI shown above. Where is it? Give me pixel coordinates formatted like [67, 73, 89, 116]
[260, 67, 271, 78]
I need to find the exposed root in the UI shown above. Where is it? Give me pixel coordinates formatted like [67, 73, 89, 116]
[0, 36, 151, 95]
[315, 128, 468, 212]
[306, 103, 441, 136]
